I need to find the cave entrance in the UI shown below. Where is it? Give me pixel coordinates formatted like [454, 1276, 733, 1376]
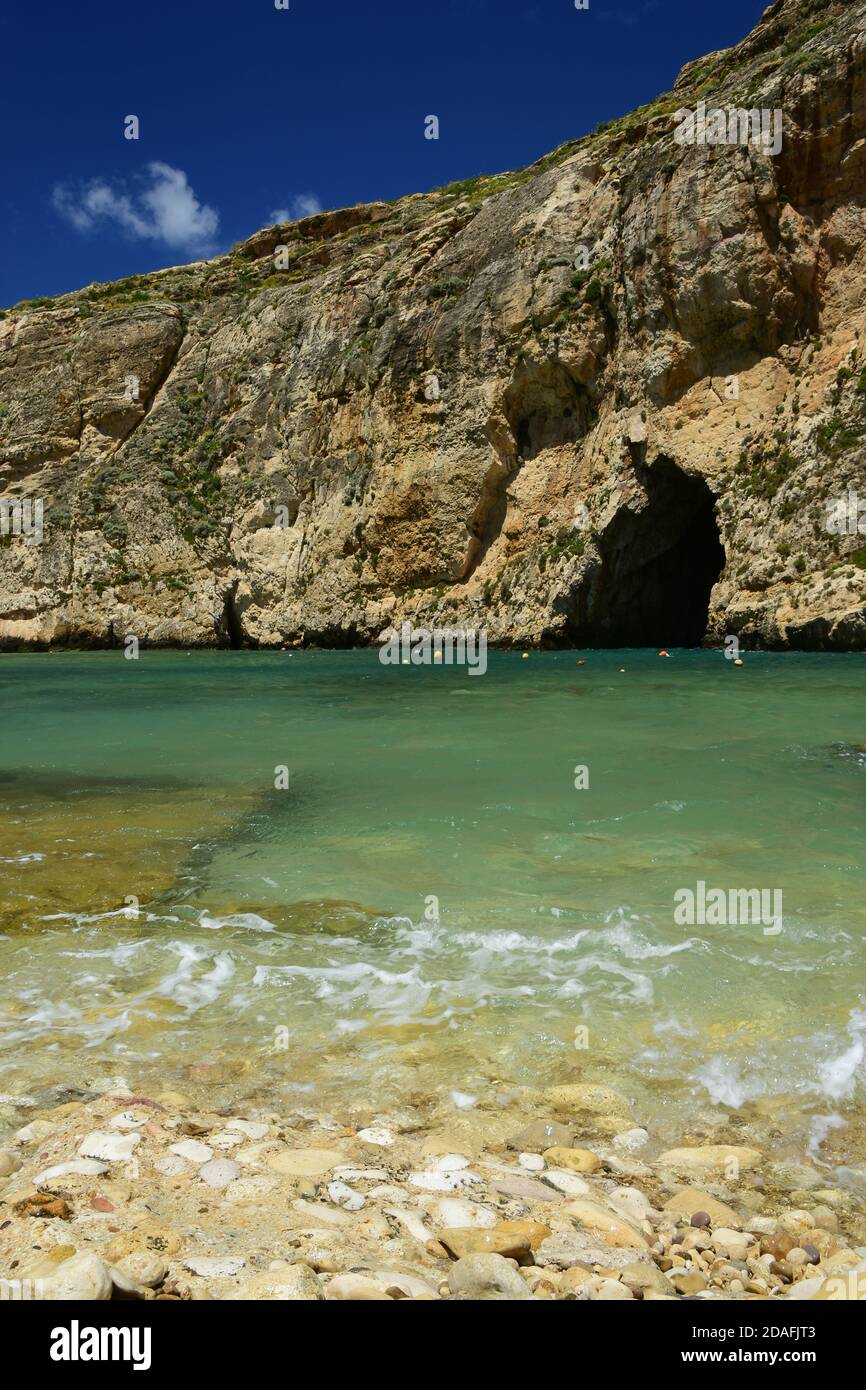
[220, 585, 245, 649]
[573, 458, 725, 647]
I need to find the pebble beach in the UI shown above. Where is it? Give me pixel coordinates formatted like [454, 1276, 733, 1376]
[2, 1077, 865, 1302]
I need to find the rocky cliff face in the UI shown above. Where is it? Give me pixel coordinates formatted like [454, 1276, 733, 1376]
[1, 0, 865, 650]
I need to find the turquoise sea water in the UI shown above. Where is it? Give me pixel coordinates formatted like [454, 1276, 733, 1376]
[0, 649, 864, 1150]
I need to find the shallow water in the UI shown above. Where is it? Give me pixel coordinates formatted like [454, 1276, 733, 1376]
[1, 649, 864, 1155]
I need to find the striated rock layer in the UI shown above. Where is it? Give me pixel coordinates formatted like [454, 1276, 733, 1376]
[1, 0, 865, 650]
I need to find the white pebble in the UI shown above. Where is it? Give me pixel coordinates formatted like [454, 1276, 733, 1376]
[519, 1152, 545, 1171]
[408, 1170, 480, 1192]
[170, 1139, 214, 1164]
[199, 1158, 241, 1189]
[328, 1181, 365, 1211]
[223, 1120, 269, 1141]
[356, 1126, 395, 1147]
[450, 1091, 477, 1110]
[33, 1159, 109, 1185]
[184, 1256, 245, 1278]
[433, 1153, 470, 1172]
[78, 1131, 141, 1163]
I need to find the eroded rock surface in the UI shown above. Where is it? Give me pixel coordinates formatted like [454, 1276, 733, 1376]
[1, 0, 865, 650]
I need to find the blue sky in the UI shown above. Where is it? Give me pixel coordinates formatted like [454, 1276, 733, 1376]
[1, 0, 767, 307]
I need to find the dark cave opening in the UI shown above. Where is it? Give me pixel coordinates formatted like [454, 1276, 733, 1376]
[571, 458, 726, 647]
[220, 585, 245, 649]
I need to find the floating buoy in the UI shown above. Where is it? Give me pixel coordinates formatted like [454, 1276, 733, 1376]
[619, 667, 626, 673]
[658, 649, 670, 658]
[734, 657, 744, 666]
[522, 652, 529, 659]
[577, 659, 585, 666]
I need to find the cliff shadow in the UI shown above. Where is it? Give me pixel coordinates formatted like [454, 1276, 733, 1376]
[570, 457, 725, 646]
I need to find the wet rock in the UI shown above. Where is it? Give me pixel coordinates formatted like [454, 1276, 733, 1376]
[267, 1148, 345, 1177]
[494, 1219, 551, 1250]
[421, 1133, 477, 1158]
[662, 1187, 741, 1228]
[155, 1091, 191, 1109]
[439, 1228, 532, 1260]
[542, 1146, 601, 1173]
[760, 1232, 797, 1260]
[613, 1128, 650, 1153]
[0, 1149, 22, 1177]
[223, 1120, 269, 1141]
[566, 1197, 649, 1249]
[778, 1209, 817, 1237]
[507, 1120, 574, 1152]
[544, 1084, 632, 1117]
[658, 1145, 763, 1176]
[774, 1163, 824, 1192]
[14, 1119, 56, 1145]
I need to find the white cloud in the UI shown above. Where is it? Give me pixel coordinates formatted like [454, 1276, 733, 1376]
[269, 193, 323, 224]
[52, 163, 219, 254]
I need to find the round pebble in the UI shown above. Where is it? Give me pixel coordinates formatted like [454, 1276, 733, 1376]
[199, 1158, 241, 1189]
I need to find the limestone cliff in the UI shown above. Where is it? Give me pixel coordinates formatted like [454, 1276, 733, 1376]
[1, 0, 865, 650]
